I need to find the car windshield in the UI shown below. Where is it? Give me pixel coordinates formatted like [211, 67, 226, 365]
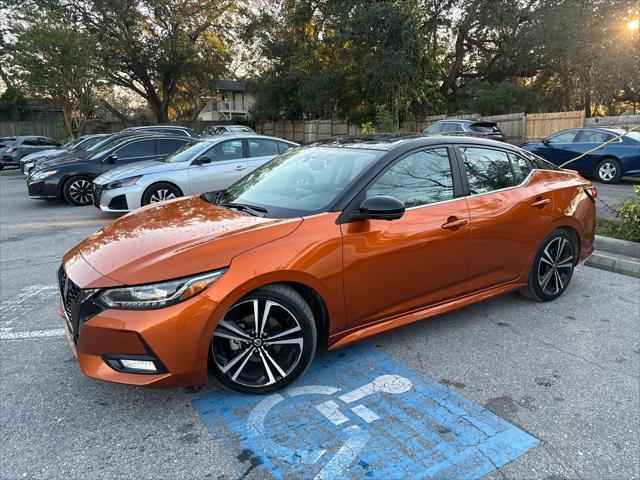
[75, 136, 106, 150]
[61, 139, 82, 150]
[219, 146, 383, 217]
[229, 126, 252, 132]
[162, 140, 211, 162]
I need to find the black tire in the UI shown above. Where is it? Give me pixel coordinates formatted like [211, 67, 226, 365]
[141, 182, 182, 206]
[594, 158, 622, 184]
[62, 175, 93, 206]
[520, 229, 576, 302]
[210, 284, 317, 394]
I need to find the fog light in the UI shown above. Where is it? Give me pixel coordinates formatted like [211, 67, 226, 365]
[119, 359, 157, 372]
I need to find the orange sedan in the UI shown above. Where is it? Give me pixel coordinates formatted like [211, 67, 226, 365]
[59, 135, 595, 393]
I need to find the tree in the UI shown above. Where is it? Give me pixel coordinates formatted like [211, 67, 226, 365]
[9, 10, 103, 136]
[76, 0, 233, 122]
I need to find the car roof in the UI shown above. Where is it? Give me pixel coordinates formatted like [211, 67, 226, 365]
[312, 133, 519, 152]
[197, 133, 298, 144]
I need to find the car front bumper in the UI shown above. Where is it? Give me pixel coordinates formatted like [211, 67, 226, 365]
[20, 161, 35, 175]
[27, 177, 60, 199]
[93, 183, 144, 212]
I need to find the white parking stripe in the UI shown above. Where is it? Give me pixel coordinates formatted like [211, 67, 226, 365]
[0, 328, 65, 341]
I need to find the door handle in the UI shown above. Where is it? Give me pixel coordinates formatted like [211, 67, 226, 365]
[531, 197, 551, 209]
[441, 216, 469, 230]
[235, 165, 246, 171]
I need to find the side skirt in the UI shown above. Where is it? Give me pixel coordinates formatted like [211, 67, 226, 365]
[328, 282, 526, 350]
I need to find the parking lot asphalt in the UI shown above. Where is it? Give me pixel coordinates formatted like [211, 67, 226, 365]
[1, 168, 639, 480]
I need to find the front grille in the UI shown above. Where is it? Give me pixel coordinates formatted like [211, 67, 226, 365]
[92, 183, 103, 207]
[57, 266, 104, 343]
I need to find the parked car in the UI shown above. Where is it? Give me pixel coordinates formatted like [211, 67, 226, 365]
[93, 135, 298, 212]
[0, 136, 61, 170]
[58, 135, 595, 392]
[27, 134, 190, 206]
[20, 134, 108, 175]
[201, 125, 254, 136]
[520, 128, 640, 184]
[33, 131, 149, 172]
[422, 120, 506, 142]
[123, 125, 198, 138]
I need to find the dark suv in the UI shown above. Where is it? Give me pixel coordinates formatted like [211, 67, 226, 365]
[27, 134, 190, 206]
[423, 120, 506, 142]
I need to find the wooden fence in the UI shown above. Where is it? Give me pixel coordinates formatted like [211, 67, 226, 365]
[2, 111, 639, 145]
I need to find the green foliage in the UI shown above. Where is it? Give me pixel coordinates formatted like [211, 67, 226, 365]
[360, 121, 375, 134]
[595, 187, 640, 243]
[249, 0, 443, 123]
[374, 105, 397, 132]
[453, 80, 533, 115]
[0, 87, 27, 120]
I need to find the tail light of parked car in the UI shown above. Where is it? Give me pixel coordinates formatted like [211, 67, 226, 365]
[584, 185, 598, 201]
[5, 146, 17, 152]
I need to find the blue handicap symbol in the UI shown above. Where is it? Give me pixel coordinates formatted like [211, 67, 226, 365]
[193, 343, 539, 479]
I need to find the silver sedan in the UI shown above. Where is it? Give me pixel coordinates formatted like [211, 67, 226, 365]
[92, 134, 298, 212]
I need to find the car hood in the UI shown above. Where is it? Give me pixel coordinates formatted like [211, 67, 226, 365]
[94, 160, 175, 185]
[22, 149, 60, 162]
[65, 195, 302, 285]
[36, 151, 92, 170]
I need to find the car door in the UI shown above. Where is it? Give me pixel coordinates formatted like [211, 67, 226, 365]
[341, 146, 472, 327]
[571, 129, 617, 174]
[459, 145, 555, 291]
[531, 129, 580, 166]
[187, 138, 248, 193]
[246, 138, 281, 171]
[101, 139, 157, 173]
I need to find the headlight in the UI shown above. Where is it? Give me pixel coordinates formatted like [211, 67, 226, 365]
[29, 170, 58, 182]
[105, 176, 141, 190]
[98, 269, 226, 310]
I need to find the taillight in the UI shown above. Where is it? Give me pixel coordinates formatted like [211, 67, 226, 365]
[6, 146, 16, 152]
[584, 185, 598, 201]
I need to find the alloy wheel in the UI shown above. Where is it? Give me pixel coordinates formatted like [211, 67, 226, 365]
[212, 299, 304, 388]
[69, 179, 93, 204]
[149, 189, 176, 203]
[598, 162, 616, 182]
[537, 237, 574, 296]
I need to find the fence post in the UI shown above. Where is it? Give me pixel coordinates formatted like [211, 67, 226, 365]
[521, 115, 527, 144]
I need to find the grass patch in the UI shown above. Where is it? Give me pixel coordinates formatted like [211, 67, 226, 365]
[596, 216, 640, 243]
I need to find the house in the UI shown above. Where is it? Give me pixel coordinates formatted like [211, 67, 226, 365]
[197, 80, 255, 121]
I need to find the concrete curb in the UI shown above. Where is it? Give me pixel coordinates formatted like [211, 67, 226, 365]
[586, 235, 640, 278]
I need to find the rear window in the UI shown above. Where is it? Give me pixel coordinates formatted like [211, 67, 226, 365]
[469, 123, 499, 133]
[0, 137, 17, 146]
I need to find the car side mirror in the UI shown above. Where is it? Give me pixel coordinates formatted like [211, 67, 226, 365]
[193, 156, 212, 165]
[357, 195, 405, 221]
[542, 138, 550, 146]
[106, 154, 118, 164]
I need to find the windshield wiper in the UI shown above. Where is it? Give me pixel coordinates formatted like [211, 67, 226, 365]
[218, 202, 267, 217]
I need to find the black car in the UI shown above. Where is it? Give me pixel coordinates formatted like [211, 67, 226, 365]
[33, 131, 150, 172]
[27, 134, 191, 206]
[422, 120, 506, 142]
[123, 125, 198, 138]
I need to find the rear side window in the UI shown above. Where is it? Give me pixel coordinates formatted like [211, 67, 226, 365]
[158, 138, 188, 155]
[278, 141, 294, 154]
[248, 139, 279, 157]
[114, 139, 155, 159]
[508, 153, 532, 183]
[23, 138, 40, 146]
[460, 147, 517, 194]
[469, 123, 499, 133]
[578, 130, 615, 143]
[522, 150, 561, 170]
[367, 148, 454, 207]
[440, 123, 460, 133]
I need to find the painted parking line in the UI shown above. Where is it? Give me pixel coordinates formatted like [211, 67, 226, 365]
[193, 343, 539, 479]
[0, 285, 63, 341]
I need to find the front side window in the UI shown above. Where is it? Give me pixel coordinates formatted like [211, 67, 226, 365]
[461, 147, 516, 194]
[547, 130, 578, 144]
[210, 139, 243, 161]
[114, 139, 155, 159]
[424, 123, 442, 133]
[366, 148, 454, 208]
[248, 139, 279, 157]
